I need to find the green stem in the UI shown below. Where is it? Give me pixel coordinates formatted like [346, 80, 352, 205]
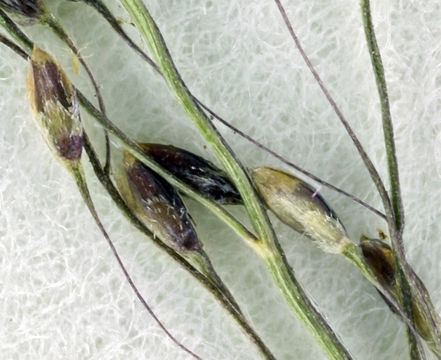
[342, 244, 425, 359]
[79, 0, 386, 220]
[118, 2, 352, 358]
[69, 161, 202, 360]
[81, 135, 276, 360]
[359, 0, 403, 233]
[360, 0, 441, 356]
[0, 28, 277, 360]
[263, 249, 350, 360]
[190, 250, 243, 315]
[0, 9, 33, 52]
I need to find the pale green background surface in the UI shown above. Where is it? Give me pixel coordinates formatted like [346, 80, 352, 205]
[1, 1, 440, 359]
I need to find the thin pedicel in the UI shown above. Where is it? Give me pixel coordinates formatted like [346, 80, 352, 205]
[66, 0, 385, 220]
[0, 0, 112, 173]
[0, 32, 276, 360]
[25, 44, 202, 360]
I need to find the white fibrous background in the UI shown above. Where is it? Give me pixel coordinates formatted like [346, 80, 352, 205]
[1, 1, 440, 359]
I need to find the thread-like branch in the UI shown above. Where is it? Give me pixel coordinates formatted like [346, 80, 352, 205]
[69, 163, 202, 360]
[0, 32, 276, 360]
[272, 0, 393, 222]
[360, 1, 417, 358]
[41, 10, 111, 174]
[76, 0, 385, 220]
[118, 1, 352, 359]
[361, 0, 441, 356]
[82, 134, 276, 360]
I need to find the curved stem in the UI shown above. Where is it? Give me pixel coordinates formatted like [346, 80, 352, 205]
[69, 162, 202, 360]
[191, 249, 243, 315]
[42, 12, 111, 174]
[360, 0, 441, 355]
[342, 244, 426, 359]
[118, 1, 352, 358]
[0, 30, 277, 360]
[82, 134, 276, 360]
[79, 0, 385, 220]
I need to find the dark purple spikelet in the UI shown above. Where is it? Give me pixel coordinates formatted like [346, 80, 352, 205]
[360, 238, 396, 289]
[27, 46, 83, 164]
[31, 57, 73, 112]
[125, 155, 200, 252]
[55, 134, 83, 161]
[139, 143, 242, 205]
[0, 0, 43, 18]
[359, 237, 435, 341]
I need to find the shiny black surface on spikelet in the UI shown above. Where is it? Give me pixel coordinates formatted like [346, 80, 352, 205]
[0, 0, 42, 17]
[140, 143, 242, 205]
[127, 159, 200, 251]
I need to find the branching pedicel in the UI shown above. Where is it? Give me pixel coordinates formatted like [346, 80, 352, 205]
[0, 2, 437, 359]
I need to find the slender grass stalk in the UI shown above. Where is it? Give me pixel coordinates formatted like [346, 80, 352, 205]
[23, 40, 201, 359]
[0, 33, 277, 360]
[272, 0, 393, 223]
[82, 135, 276, 360]
[0, 9, 33, 51]
[0, 3, 111, 172]
[0, 32, 26, 57]
[70, 163, 201, 360]
[359, 1, 404, 232]
[39, 8, 111, 174]
[342, 244, 426, 359]
[189, 250, 243, 314]
[360, 1, 416, 358]
[73, 0, 385, 220]
[360, 0, 441, 356]
[118, 1, 352, 359]
[273, 0, 441, 356]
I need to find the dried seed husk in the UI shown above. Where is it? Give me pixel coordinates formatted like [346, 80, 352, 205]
[26, 45, 83, 164]
[120, 151, 200, 252]
[138, 143, 242, 205]
[251, 166, 349, 254]
[360, 237, 438, 342]
[0, 0, 43, 19]
[360, 237, 396, 291]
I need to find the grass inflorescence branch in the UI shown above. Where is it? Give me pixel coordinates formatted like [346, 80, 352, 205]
[272, 0, 441, 358]
[71, 0, 385, 221]
[119, 0, 353, 359]
[361, 1, 441, 358]
[2, 1, 440, 359]
[0, 14, 276, 360]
